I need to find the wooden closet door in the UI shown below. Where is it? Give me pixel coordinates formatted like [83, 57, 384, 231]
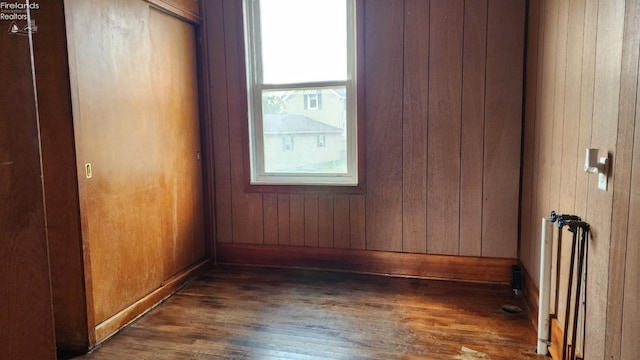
[149, 7, 205, 279]
[66, 0, 204, 325]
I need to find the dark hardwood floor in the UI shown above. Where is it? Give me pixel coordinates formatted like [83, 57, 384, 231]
[72, 265, 545, 359]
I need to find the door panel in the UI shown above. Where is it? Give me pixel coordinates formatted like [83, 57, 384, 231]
[66, 0, 205, 325]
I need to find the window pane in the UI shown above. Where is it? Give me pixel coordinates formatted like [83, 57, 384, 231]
[260, 0, 347, 84]
[262, 87, 347, 173]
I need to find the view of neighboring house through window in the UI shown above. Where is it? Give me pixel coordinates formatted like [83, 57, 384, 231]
[243, 0, 357, 185]
[304, 92, 321, 110]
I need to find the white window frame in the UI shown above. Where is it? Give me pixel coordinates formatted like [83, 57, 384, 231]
[305, 93, 319, 110]
[243, 0, 358, 186]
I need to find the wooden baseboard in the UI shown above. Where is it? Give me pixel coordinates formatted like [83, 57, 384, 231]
[94, 258, 210, 345]
[216, 243, 517, 284]
[522, 263, 540, 332]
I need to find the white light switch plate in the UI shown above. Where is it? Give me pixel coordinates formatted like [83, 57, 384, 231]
[598, 156, 607, 191]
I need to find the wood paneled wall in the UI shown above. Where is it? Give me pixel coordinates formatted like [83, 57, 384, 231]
[520, 0, 639, 358]
[203, 0, 525, 260]
[0, 9, 56, 359]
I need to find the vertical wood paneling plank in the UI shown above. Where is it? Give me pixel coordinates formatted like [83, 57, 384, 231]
[333, 195, 350, 249]
[224, 0, 263, 245]
[427, 0, 463, 255]
[0, 7, 57, 356]
[459, 0, 487, 257]
[605, 1, 639, 357]
[263, 194, 278, 245]
[318, 196, 334, 248]
[289, 195, 305, 246]
[304, 196, 319, 247]
[150, 7, 206, 277]
[277, 194, 290, 245]
[526, 0, 548, 288]
[207, 0, 233, 244]
[573, 0, 598, 217]
[364, 0, 404, 252]
[350, 195, 366, 249]
[533, 0, 557, 281]
[549, 0, 569, 217]
[585, 0, 625, 357]
[37, 0, 92, 348]
[621, 73, 640, 359]
[542, 0, 558, 299]
[520, 0, 541, 285]
[554, 0, 585, 336]
[481, 0, 525, 258]
[571, 0, 597, 325]
[558, 0, 586, 217]
[402, 0, 429, 254]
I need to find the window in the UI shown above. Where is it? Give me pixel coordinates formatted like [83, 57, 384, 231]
[317, 135, 326, 148]
[243, 0, 358, 186]
[282, 136, 294, 151]
[304, 93, 321, 110]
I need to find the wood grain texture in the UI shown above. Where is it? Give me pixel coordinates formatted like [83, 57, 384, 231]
[263, 193, 279, 245]
[318, 196, 334, 248]
[146, 0, 200, 23]
[522, 264, 540, 332]
[402, 0, 429, 254]
[481, 0, 525, 258]
[333, 195, 350, 249]
[0, 8, 56, 358]
[520, 0, 640, 358]
[203, 1, 525, 260]
[548, 318, 564, 360]
[573, 0, 598, 219]
[460, 0, 487, 257]
[621, 70, 640, 358]
[427, 0, 463, 255]
[204, 0, 233, 244]
[277, 194, 290, 245]
[35, 0, 93, 351]
[526, 0, 549, 290]
[304, 196, 319, 247]
[583, 1, 625, 357]
[546, 0, 567, 321]
[68, 0, 162, 324]
[519, 0, 540, 283]
[216, 243, 519, 285]
[605, 0, 640, 357]
[349, 195, 366, 250]
[532, 0, 557, 281]
[150, 7, 206, 278]
[557, 0, 586, 217]
[66, 0, 206, 327]
[364, 0, 404, 252]
[548, 0, 569, 218]
[93, 259, 209, 344]
[77, 265, 541, 360]
[223, 0, 264, 245]
[289, 195, 305, 246]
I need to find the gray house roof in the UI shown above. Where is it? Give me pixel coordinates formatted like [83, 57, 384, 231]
[263, 114, 343, 135]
